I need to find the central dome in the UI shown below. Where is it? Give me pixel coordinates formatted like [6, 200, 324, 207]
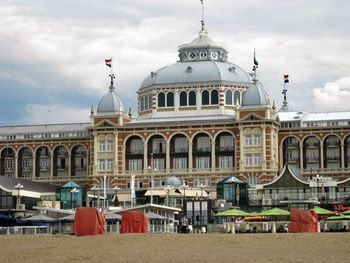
[97, 86, 126, 115]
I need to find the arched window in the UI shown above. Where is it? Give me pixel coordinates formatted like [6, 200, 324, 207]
[225, 90, 232, 105]
[180, 91, 187, 106]
[144, 94, 149, 110]
[141, 96, 145, 111]
[167, 92, 174, 107]
[158, 93, 165, 107]
[211, 90, 218, 105]
[234, 90, 240, 105]
[202, 90, 209, 105]
[189, 91, 196, 106]
[148, 94, 152, 110]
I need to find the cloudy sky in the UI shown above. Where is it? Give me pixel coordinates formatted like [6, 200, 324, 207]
[1, 0, 350, 126]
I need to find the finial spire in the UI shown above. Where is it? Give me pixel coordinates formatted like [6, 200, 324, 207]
[105, 57, 116, 90]
[279, 75, 291, 112]
[252, 48, 259, 80]
[200, 0, 205, 28]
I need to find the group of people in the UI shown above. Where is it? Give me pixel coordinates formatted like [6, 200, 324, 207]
[180, 214, 202, 233]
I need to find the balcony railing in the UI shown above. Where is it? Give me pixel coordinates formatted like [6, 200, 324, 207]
[306, 157, 319, 162]
[305, 143, 320, 147]
[193, 147, 211, 154]
[326, 156, 340, 161]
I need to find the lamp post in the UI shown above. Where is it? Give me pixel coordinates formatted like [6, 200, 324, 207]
[200, 183, 204, 225]
[91, 185, 97, 207]
[15, 183, 23, 208]
[148, 165, 157, 205]
[165, 185, 171, 206]
[71, 187, 79, 209]
[182, 183, 188, 213]
[113, 185, 120, 207]
[315, 174, 323, 203]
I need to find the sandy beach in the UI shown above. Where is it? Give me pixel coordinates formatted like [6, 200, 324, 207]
[1, 233, 349, 263]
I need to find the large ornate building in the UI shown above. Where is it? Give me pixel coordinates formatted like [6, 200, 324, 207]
[1, 21, 350, 202]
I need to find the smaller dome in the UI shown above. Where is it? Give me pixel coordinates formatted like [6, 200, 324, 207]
[241, 81, 269, 108]
[164, 176, 182, 187]
[97, 86, 126, 115]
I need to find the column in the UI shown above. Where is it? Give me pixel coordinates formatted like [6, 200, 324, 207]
[114, 132, 118, 175]
[299, 144, 303, 170]
[166, 142, 170, 172]
[320, 143, 324, 169]
[33, 155, 36, 178]
[189, 142, 193, 169]
[15, 154, 19, 178]
[68, 153, 71, 177]
[262, 126, 266, 170]
[341, 143, 345, 169]
[50, 153, 54, 177]
[239, 126, 244, 169]
[86, 151, 89, 176]
[196, 88, 201, 111]
[93, 132, 98, 175]
[143, 141, 148, 171]
[211, 139, 215, 170]
[174, 90, 179, 113]
[279, 146, 283, 171]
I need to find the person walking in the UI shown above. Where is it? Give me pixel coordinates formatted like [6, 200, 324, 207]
[181, 215, 188, 233]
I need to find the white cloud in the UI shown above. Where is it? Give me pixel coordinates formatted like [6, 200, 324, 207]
[22, 104, 90, 124]
[313, 77, 350, 111]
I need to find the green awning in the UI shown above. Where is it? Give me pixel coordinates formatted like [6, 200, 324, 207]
[258, 208, 290, 216]
[215, 209, 252, 217]
[312, 207, 336, 216]
[325, 214, 350, 220]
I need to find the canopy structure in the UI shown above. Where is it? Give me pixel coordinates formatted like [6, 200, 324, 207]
[326, 214, 350, 220]
[312, 207, 336, 216]
[341, 210, 350, 215]
[258, 208, 290, 217]
[215, 209, 252, 217]
[145, 212, 167, 221]
[104, 213, 122, 221]
[244, 212, 267, 221]
[22, 214, 57, 223]
[58, 214, 75, 221]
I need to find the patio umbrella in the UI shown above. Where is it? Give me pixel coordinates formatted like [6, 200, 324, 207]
[22, 214, 56, 223]
[312, 207, 336, 216]
[215, 209, 252, 217]
[258, 208, 290, 217]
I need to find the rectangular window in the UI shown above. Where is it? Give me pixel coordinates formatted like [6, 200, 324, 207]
[245, 154, 252, 166]
[106, 159, 113, 171]
[196, 156, 210, 168]
[253, 134, 261, 146]
[99, 140, 106, 152]
[245, 135, 252, 146]
[129, 159, 142, 171]
[153, 158, 165, 170]
[254, 153, 261, 166]
[174, 157, 187, 169]
[107, 140, 114, 151]
[197, 137, 210, 151]
[175, 137, 188, 152]
[99, 159, 105, 171]
[219, 156, 233, 168]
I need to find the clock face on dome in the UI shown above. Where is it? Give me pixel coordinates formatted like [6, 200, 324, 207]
[200, 51, 207, 59]
[211, 51, 218, 59]
[189, 52, 196, 59]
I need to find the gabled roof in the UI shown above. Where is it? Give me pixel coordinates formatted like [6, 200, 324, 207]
[218, 175, 246, 185]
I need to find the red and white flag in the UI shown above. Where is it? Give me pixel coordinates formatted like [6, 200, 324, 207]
[105, 58, 112, 68]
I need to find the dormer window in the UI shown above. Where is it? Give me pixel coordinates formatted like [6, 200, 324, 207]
[189, 52, 196, 59]
[186, 66, 193, 73]
[151, 71, 156, 78]
[200, 51, 207, 59]
[228, 66, 236, 72]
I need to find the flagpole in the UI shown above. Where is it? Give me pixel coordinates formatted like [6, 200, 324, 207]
[201, 0, 204, 25]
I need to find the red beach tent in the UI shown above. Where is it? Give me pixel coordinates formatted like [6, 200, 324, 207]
[73, 207, 105, 235]
[120, 211, 149, 234]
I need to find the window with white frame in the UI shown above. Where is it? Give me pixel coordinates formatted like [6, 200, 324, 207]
[197, 136, 210, 151]
[39, 159, 50, 169]
[153, 158, 164, 170]
[253, 134, 261, 146]
[196, 156, 210, 168]
[248, 175, 260, 186]
[245, 154, 252, 166]
[174, 157, 187, 169]
[106, 159, 113, 171]
[152, 138, 165, 153]
[99, 159, 105, 171]
[254, 153, 261, 166]
[245, 135, 252, 146]
[219, 156, 233, 168]
[107, 140, 114, 151]
[130, 139, 143, 154]
[175, 137, 188, 152]
[129, 159, 142, 171]
[99, 140, 106, 152]
[220, 135, 234, 151]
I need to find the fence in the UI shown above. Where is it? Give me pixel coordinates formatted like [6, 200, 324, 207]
[0, 226, 53, 235]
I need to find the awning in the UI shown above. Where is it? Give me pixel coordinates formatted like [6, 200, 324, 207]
[144, 188, 209, 198]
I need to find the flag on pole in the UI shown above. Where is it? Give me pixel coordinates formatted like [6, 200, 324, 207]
[284, 74, 289, 83]
[105, 58, 112, 68]
[254, 49, 258, 68]
[200, 0, 203, 3]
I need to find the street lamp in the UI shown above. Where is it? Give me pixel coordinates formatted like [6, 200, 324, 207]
[165, 185, 171, 206]
[71, 187, 79, 209]
[200, 183, 204, 225]
[182, 183, 189, 214]
[15, 183, 23, 207]
[113, 185, 120, 207]
[315, 174, 323, 202]
[91, 185, 97, 207]
[148, 165, 157, 205]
